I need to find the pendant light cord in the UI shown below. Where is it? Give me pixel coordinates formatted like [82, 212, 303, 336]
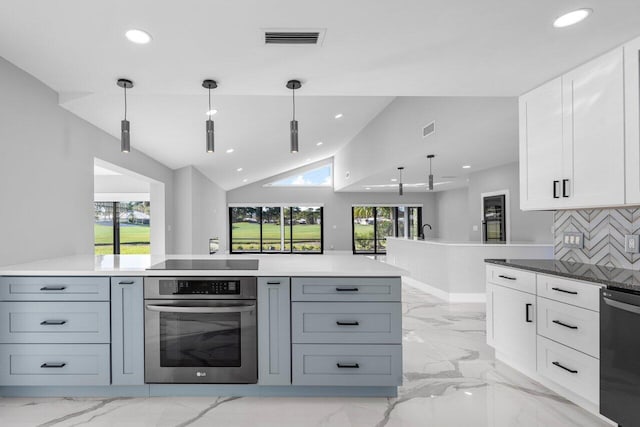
[292, 87, 296, 121]
[123, 85, 127, 121]
[208, 87, 212, 113]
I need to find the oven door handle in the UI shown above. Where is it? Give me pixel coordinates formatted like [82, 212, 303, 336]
[145, 304, 256, 313]
[603, 297, 640, 315]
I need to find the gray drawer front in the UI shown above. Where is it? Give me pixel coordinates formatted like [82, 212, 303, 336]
[0, 302, 110, 343]
[291, 277, 401, 302]
[0, 344, 110, 386]
[0, 277, 109, 301]
[292, 302, 401, 344]
[292, 344, 402, 386]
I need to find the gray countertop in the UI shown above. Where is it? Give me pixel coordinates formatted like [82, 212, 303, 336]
[485, 258, 640, 293]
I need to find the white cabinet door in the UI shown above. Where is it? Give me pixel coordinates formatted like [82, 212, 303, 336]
[110, 277, 144, 385]
[257, 277, 291, 385]
[625, 36, 640, 204]
[562, 48, 625, 208]
[519, 77, 564, 210]
[488, 283, 536, 375]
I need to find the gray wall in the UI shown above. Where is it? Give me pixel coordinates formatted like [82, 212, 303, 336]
[227, 165, 437, 251]
[0, 56, 175, 265]
[434, 162, 553, 243]
[173, 166, 227, 254]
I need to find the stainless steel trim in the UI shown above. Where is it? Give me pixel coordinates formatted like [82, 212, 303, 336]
[146, 303, 256, 314]
[603, 297, 640, 315]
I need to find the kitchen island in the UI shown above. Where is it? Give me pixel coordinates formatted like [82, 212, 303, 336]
[386, 237, 553, 302]
[0, 253, 404, 398]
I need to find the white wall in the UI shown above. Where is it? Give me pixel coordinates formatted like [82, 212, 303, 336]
[227, 164, 437, 251]
[434, 188, 468, 241]
[0, 56, 175, 265]
[172, 166, 227, 254]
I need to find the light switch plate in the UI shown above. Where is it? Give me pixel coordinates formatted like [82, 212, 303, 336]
[625, 235, 639, 253]
[563, 232, 584, 249]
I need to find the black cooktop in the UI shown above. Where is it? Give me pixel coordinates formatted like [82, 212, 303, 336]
[147, 259, 259, 271]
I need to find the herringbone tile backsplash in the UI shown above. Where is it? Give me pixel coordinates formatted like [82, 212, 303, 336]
[554, 208, 640, 269]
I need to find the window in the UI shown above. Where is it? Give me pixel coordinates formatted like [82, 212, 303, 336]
[352, 205, 422, 254]
[230, 206, 323, 254]
[264, 163, 332, 187]
[94, 201, 150, 254]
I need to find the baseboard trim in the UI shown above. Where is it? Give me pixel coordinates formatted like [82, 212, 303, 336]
[403, 276, 486, 303]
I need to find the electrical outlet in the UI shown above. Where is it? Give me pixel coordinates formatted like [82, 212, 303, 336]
[563, 232, 584, 249]
[625, 235, 639, 253]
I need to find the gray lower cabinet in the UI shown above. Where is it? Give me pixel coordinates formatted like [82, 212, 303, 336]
[292, 344, 402, 386]
[0, 276, 110, 301]
[0, 344, 111, 386]
[111, 277, 145, 385]
[257, 277, 291, 385]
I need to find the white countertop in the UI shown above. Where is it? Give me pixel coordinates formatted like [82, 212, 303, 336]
[0, 253, 404, 277]
[386, 237, 553, 247]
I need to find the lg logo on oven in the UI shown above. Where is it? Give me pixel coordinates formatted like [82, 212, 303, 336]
[196, 371, 207, 377]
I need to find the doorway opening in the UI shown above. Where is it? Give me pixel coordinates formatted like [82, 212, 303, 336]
[480, 190, 510, 243]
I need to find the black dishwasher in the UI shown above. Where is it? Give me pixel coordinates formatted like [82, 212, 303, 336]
[601, 288, 640, 426]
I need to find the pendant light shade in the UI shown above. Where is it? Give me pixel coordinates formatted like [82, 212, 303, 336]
[287, 80, 302, 153]
[427, 155, 435, 191]
[398, 167, 404, 196]
[202, 79, 218, 153]
[117, 79, 133, 153]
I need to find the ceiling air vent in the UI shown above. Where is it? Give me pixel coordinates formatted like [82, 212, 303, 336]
[264, 29, 325, 45]
[422, 121, 435, 138]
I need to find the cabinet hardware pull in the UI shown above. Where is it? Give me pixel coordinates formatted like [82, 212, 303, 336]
[336, 321, 360, 326]
[552, 361, 578, 374]
[553, 180, 560, 199]
[40, 286, 66, 291]
[266, 281, 281, 285]
[118, 281, 135, 285]
[498, 275, 516, 280]
[40, 362, 66, 368]
[562, 179, 570, 198]
[335, 287, 359, 292]
[336, 363, 360, 369]
[525, 303, 533, 323]
[40, 320, 67, 326]
[552, 320, 578, 330]
[551, 287, 578, 295]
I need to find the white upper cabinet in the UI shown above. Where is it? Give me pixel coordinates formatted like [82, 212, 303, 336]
[625, 36, 640, 204]
[519, 77, 565, 210]
[519, 47, 625, 210]
[562, 49, 625, 208]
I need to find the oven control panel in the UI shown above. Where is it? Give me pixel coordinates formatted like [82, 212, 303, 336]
[159, 279, 241, 295]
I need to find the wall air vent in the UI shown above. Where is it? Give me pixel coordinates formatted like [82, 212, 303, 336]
[264, 29, 326, 45]
[422, 121, 435, 138]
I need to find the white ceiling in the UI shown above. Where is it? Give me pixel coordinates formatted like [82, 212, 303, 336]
[1, 0, 639, 189]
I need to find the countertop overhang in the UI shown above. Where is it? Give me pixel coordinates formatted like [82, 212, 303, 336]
[0, 253, 405, 277]
[387, 237, 553, 247]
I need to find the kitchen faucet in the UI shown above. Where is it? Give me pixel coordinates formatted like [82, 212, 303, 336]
[419, 223, 432, 240]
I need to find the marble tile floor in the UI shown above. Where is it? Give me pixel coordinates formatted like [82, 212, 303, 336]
[0, 283, 610, 427]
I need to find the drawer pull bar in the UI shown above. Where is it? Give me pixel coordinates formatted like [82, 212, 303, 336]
[41, 362, 66, 368]
[525, 303, 533, 323]
[266, 281, 281, 285]
[40, 320, 67, 326]
[551, 287, 578, 295]
[336, 363, 360, 369]
[552, 320, 578, 330]
[552, 361, 578, 374]
[335, 287, 359, 292]
[498, 275, 516, 281]
[40, 286, 67, 291]
[118, 280, 135, 285]
[336, 321, 360, 326]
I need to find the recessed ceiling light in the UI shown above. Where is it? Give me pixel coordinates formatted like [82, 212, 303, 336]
[462, 165, 471, 169]
[464, 391, 473, 396]
[391, 178, 397, 182]
[243, 179, 248, 182]
[206, 109, 217, 116]
[553, 9, 592, 28]
[334, 113, 343, 119]
[316, 141, 323, 146]
[365, 187, 371, 190]
[236, 167, 243, 172]
[125, 29, 152, 44]
[226, 148, 234, 154]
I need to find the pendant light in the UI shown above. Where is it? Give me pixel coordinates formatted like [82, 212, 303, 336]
[286, 80, 302, 153]
[117, 79, 134, 153]
[398, 167, 404, 196]
[202, 79, 218, 153]
[427, 154, 435, 190]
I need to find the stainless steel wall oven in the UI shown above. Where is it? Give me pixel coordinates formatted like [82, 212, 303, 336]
[144, 277, 257, 384]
